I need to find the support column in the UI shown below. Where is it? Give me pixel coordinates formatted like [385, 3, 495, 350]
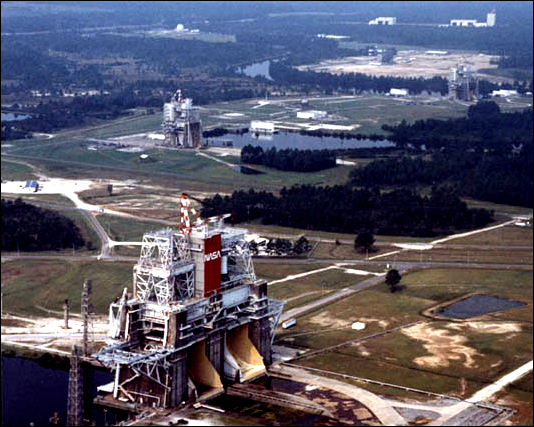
[249, 318, 272, 366]
[206, 330, 224, 377]
[169, 350, 188, 407]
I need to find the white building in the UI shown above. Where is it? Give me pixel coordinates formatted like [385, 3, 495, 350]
[425, 50, 449, 56]
[297, 110, 328, 120]
[450, 19, 478, 27]
[369, 17, 397, 25]
[450, 11, 495, 28]
[492, 89, 518, 97]
[250, 121, 275, 133]
[389, 88, 409, 97]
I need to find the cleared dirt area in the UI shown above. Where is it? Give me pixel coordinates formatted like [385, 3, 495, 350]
[400, 321, 523, 370]
[297, 51, 502, 81]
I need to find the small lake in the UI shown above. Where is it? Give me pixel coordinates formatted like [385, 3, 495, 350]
[435, 294, 526, 319]
[1, 356, 114, 426]
[1, 112, 32, 121]
[207, 131, 394, 150]
[240, 61, 272, 80]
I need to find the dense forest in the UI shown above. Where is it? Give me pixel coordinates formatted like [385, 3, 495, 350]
[382, 102, 533, 150]
[201, 186, 493, 237]
[350, 143, 533, 208]
[351, 102, 534, 207]
[1, 198, 86, 252]
[241, 144, 336, 172]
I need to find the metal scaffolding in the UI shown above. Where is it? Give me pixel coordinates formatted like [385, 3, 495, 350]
[134, 230, 196, 303]
[67, 345, 83, 426]
[93, 194, 283, 410]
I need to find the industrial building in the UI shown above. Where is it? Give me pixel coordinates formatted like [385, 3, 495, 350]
[389, 88, 409, 97]
[250, 121, 276, 133]
[449, 9, 496, 27]
[297, 110, 327, 121]
[93, 195, 284, 409]
[162, 89, 203, 148]
[369, 17, 397, 25]
[448, 64, 479, 101]
[23, 180, 39, 192]
[378, 48, 396, 64]
[492, 89, 518, 97]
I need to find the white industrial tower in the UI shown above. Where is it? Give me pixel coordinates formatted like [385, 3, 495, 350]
[487, 9, 496, 27]
[162, 89, 203, 148]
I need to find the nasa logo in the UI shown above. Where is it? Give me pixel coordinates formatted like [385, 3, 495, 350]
[204, 251, 221, 262]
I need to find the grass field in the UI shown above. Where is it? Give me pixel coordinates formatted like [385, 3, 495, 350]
[1, 259, 135, 316]
[1, 160, 39, 181]
[452, 224, 533, 246]
[395, 247, 533, 265]
[268, 268, 372, 303]
[310, 241, 396, 260]
[5, 140, 354, 193]
[96, 214, 162, 242]
[275, 267, 532, 397]
[1, 193, 75, 206]
[254, 262, 329, 281]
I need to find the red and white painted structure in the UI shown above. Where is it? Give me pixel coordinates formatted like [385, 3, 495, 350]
[94, 194, 284, 409]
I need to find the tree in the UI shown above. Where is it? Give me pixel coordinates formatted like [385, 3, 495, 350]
[354, 231, 375, 254]
[385, 269, 401, 293]
[293, 236, 311, 255]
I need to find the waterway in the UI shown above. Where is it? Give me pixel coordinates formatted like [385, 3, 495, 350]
[1, 112, 32, 121]
[1, 356, 113, 426]
[208, 131, 394, 150]
[240, 61, 272, 80]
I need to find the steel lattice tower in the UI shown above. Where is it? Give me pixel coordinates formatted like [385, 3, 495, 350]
[82, 279, 92, 356]
[66, 344, 83, 426]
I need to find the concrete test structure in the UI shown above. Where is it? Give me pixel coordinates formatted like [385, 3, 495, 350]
[448, 64, 479, 101]
[93, 195, 284, 409]
[162, 89, 203, 148]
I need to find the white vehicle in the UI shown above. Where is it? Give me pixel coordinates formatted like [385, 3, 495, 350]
[282, 319, 296, 329]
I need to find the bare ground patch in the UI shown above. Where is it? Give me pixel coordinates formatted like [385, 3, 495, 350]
[401, 323, 481, 369]
[400, 322, 524, 370]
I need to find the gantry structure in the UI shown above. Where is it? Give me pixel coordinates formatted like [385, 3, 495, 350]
[93, 194, 283, 408]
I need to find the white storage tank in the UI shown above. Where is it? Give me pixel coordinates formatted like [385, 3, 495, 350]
[163, 103, 176, 122]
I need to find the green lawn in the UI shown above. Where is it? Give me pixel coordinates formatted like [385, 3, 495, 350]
[275, 266, 532, 397]
[452, 224, 533, 246]
[1, 160, 39, 181]
[96, 214, 166, 242]
[1, 259, 135, 316]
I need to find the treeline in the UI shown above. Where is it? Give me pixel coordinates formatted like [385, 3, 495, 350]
[269, 61, 449, 95]
[298, 128, 389, 141]
[201, 186, 493, 237]
[350, 143, 533, 207]
[240, 145, 336, 172]
[382, 102, 533, 150]
[1, 198, 86, 252]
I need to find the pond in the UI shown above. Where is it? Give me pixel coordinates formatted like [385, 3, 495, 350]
[434, 294, 526, 319]
[239, 61, 272, 80]
[207, 131, 394, 151]
[1, 112, 32, 121]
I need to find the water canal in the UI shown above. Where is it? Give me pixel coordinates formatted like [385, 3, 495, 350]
[1, 355, 113, 426]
